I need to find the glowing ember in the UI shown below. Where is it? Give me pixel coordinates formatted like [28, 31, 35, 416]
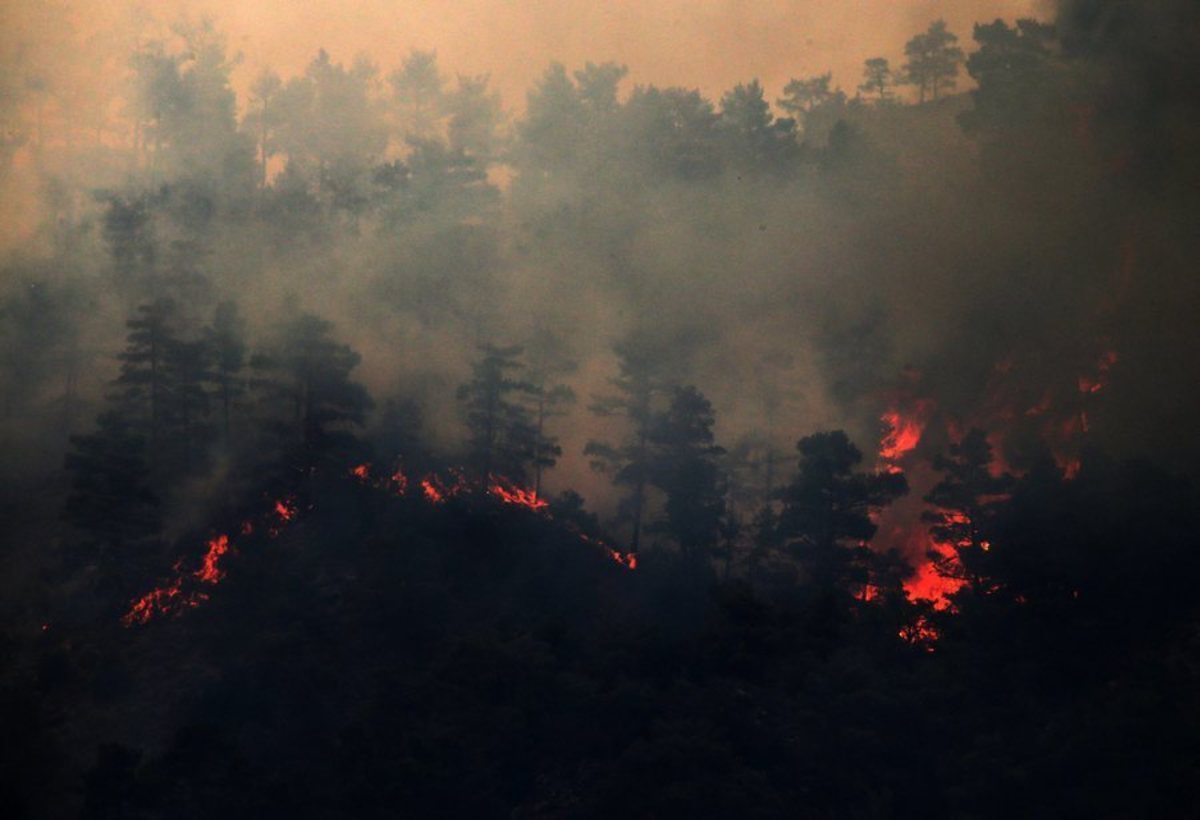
[390, 469, 409, 494]
[421, 479, 445, 504]
[489, 477, 549, 511]
[274, 498, 297, 522]
[606, 549, 638, 570]
[194, 534, 231, 584]
[1079, 350, 1118, 394]
[124, 464, 637, 629]
[124, 494, 304, 626]
[122, 577, 187, 627]
[1057, 456, 1082, 480]
[898, 615, 940, 650]
[268, 496, 299, 537]
[1025, 391, 1052, 417]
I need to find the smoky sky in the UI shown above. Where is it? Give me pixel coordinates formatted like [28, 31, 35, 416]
[2, 0, 1197, 509]
[4, 1, 1045, 113]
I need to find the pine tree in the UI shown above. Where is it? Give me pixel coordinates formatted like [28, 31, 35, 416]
[902, 20, 964, 104]
[205, 300, 246, 442]
[63, 411, 161, 569]
[524, 335, 577, 498]
[777, 431, 907, 595]
[112, 298, 179, 474]
[778, 73, 837, 125]
[456, 344, 538, 487]
[718, 79, 798, 172]
[163, 336, 212, 474]
[922, 428, 1014, 592]
[648, 386, 726, 562]
[251, 312, 373, 480]
[859, 58, 895, 104]
[585, 333, 668, 553]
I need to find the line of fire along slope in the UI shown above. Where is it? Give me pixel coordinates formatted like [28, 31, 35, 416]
[126, 354, 1107, 633]
[350, 463, 638, 571]
[121, 466, 636, 627]
[121, 496, 299, 626]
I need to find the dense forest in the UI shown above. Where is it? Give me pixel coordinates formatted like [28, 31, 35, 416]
[3, 0, 1200, 816]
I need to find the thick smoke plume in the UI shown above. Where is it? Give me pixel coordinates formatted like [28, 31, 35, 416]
[1, 0, 1197, 551]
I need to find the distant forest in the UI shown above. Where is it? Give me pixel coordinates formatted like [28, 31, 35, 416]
[3, 1, 1200, 817]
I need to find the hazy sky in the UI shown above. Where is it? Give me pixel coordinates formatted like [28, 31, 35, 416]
[7, 1, 1049, 111]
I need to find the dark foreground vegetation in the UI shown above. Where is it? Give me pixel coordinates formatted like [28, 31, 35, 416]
[4, 0, 1200, 816]
[6, 448, 1200, 819]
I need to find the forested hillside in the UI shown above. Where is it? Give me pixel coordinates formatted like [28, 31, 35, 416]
[3, 1, 1200, 816]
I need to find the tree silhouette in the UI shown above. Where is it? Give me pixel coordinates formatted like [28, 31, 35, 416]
[164, 335, 212, 474]
[276, 49, 387, 207]
[573, 61, 628, 115]
[63, 411, 160, 567]
[204, 300, 246, 443]
[101, 192, 157, 288]
[778, 72, 841, 130]
[445, 73, 503, 161]
[585, 333, 668, 553]
[960, 19, 1060, 137]
[859, 58, 896, 103]
[245, 69, 283, 190]
[457, 344, 538, 487]
[717, 79, 798, 171]
[922, 428, 1014, 593]
[777, 431, 907, 595]
[902, 19, 964, 103]
[648, 385, 726, 562]
[518, 63, 586, 172]
[251, 312, 372, 481]
[112, 298, 179, 474]
[621, 85, 721, 179]
[389, 49, 446, 141]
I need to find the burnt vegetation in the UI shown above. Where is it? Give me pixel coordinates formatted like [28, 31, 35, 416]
[3, 2, 1200, 817]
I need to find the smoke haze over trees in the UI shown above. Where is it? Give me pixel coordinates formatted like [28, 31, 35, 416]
[3, 0, 1200, 816]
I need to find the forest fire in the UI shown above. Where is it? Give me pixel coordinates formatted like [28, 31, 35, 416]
[488, 476, 550, 511]
[124, 460, 594, 628]
[273, 498, 297, 522]
[875, 403, 960, 609]
[870, 343, 1121, 612]
[122, 497, 300, 627]
[193, 534, 230, 584]
[905, 550, 964, 610]
[121, 537, 231, 627]
[879, 397, 935, 469]
[421, 479, 445, 504]
[10, 1, 1195, 810]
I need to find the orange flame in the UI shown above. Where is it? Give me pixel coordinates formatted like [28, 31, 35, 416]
[898, 614, 940, 650]
[904, 549, 963, 610]
[880, 410, 923, 462]
[879, 398, 935, 469]
[122, 578, 185, 626]
[124, 495, 303, 626]
[488, 477, 549, 511]
[390, 469, 409, 494]
[421, 479, 445, 504]
[274, 498, 297, 522]
[193, 534, 230, 584]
